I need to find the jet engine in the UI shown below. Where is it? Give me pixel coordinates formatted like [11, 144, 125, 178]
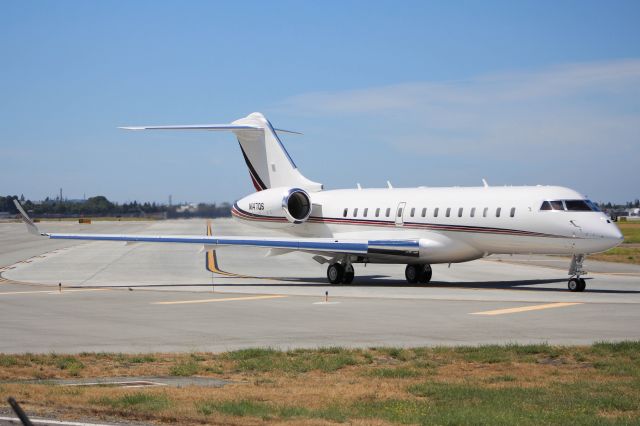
[234, 187, 313, 226]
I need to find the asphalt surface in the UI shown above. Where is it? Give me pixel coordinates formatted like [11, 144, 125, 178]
[0, 219, 639, 353]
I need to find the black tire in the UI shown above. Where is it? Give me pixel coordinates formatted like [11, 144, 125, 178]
[405, 264, 419, 284]
[578, 278, 586, 292]
[419, 264, 432, 284]
[342, 264, 354, 284]
[327, 263, 344, 284]
[568, 278, 580, 292]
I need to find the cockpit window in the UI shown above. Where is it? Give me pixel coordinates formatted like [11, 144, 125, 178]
[541, 199, 601, 212]
[586, 200, 601, 212]
[550, 201, 565, 210]
[565, 200, 592, 211]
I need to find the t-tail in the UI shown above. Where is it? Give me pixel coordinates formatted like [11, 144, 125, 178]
[120, 112, 322, 192]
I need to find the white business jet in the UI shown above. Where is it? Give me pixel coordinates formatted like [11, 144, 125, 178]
[15, 112, 623, 292]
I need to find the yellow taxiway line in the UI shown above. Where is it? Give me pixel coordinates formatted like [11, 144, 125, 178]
[152, 295, 287, 305]
[470, 302, 583, 316]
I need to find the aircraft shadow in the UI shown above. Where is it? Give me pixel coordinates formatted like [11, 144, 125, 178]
[68, 276, 640, 294]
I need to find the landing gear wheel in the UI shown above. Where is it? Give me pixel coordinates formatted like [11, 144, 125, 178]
[578, 278, 586, 292]
[342, 264, 354, 284]
[568, 278, 580, 292]
[405, 264, 419, 284]
[419, 264, 432, 284]
[327, 263, 344, 284]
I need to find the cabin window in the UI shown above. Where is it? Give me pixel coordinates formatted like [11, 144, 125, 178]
[386, 208, 391, 217]
[364, 208, 368, 217]
[434, 208, 439, 217]
[496, 207, 501, 217]
[470, 207, 476, 217]
[483, 207, 488, 217]
[375, 208, 380, 217]
[397, 207, 403, 217]
[343, 208, 348, 217]
[353, 208, 358, 217]
[458, 207, 463, 217]
[422, 208, 427, 217]
[445, 207, 451, 217]
[510, 207, 516, 217]
[410, 207, 415, 217]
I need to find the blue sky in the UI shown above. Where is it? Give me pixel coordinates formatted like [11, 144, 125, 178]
[1, 1, 639, 204]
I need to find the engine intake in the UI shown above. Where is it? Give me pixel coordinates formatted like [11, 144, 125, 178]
[282, 188, 312, 224]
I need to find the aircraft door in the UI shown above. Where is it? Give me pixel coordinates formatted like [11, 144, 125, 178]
[395, 202, 406, 227]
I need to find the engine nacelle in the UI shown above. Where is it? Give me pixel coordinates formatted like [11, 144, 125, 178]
[233, 187, 313, 226]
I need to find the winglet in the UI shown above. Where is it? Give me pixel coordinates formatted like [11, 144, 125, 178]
[13, 200, 43, 236]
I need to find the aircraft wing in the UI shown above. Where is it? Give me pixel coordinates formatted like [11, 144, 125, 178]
[13, 201, 419, 258]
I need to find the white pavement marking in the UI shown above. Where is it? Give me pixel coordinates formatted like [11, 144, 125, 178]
[152, 294, 287, 305]
[0, 289, 110, 296]
[0, 416, 119, 426]
[470, 302, 583, 316]
[313, 301, 341, 305]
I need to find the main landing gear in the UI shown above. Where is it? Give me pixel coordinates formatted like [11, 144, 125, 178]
[405, 264, 432, 284]
[567, 254, 586, 292]
[327, 262, 354, 284]
[326, 262, 434, 285]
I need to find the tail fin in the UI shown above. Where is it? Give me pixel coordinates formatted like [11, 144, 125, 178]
[120, 112, 322, 192]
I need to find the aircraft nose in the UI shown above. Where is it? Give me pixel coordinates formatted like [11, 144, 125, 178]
[609, 224, 624, 242]
[602, 223, 624, 248]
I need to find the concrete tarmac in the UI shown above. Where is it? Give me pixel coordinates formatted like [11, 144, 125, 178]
[0, 219, 639, 353]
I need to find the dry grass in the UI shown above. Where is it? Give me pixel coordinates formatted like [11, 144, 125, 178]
[1, 343, 639, 425]
[590, 246, 640, 264]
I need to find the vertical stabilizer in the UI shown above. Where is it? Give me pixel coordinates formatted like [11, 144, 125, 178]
[231, 112, 322, 192]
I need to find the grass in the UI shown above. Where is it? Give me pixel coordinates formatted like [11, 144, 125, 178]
[222, 346, 361, 373]
[618, 222, 640, 244]
[588, 222, 640, 264]
[1, 343, 639, 425]
[168, 359, 199, 376]
[129, 355, 156, 364]
[0, 355, 18, 367]
[364, 367, 421, 378]
[55, 356, 85, 374]
[590, 246, 640, 264]
[95, 392, 171, 412]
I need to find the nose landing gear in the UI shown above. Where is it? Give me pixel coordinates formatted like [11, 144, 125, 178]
[568, 254, 586, 292]
[568, 277, 586, 292]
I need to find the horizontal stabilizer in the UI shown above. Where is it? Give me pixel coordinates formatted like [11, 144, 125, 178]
[120, 112, 318, 191]
[119, 124, 302, 135]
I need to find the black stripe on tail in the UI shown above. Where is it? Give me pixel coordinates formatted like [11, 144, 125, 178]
[238, 143, 267, 191]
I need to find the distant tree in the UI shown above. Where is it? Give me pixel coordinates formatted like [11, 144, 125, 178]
[84, 196, 114, 214]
